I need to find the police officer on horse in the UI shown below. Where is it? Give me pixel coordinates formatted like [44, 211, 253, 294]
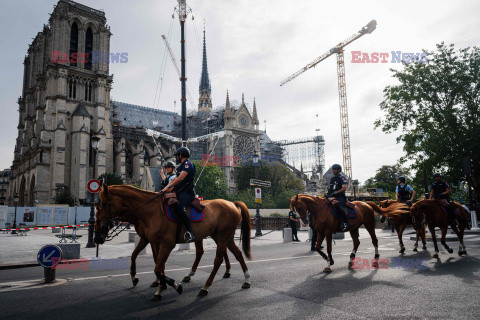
[396, 176, 415, 207]
[430, 172, 458, 227]
[161, 147, 196, 243]
[326, 164, 349, 231]
[159, 161, 176, 190]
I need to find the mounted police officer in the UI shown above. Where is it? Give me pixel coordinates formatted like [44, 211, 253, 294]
[159, 161, 176, 190]
[396, 176, 415, 207]
[161, 147, 196, 243]
[430, 172, 458, 227]
[326, 164, 349, 231]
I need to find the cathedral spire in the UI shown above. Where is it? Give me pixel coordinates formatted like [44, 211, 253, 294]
[198, 23, 212, 111]
[252, 98, 259, 125]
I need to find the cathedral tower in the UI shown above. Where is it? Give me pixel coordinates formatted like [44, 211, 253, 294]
[198, 27, 212, 112]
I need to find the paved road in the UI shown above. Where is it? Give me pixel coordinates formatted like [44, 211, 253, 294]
[1, 229, 479, 320]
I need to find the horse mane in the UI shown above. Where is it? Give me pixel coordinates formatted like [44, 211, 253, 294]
[109, 185, 158, 196]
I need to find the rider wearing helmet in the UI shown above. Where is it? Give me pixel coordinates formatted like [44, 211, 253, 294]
[160, 161, 176, 190]
[395, 176, 415, 207]
[430, 172, 458, 227]
[326, 164, 349, 231]
[161, 147, 196, 242]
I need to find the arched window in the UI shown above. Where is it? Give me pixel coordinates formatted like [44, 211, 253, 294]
[69, 23, 78, 67]
[85, 27, 93, 70]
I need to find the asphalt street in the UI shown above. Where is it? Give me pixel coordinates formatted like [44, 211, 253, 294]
[1, 229, 479, 320]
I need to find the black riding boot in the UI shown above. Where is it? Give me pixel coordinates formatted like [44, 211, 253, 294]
[447, 206, 458, 228]
[177, 207, 195, 243]
[338, 206, 349, 231]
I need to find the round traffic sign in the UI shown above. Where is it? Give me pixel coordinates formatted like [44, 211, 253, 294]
[37, 245, 63, 268]
[87, 179, 101, 193]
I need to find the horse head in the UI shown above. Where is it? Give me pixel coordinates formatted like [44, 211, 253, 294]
[94, 183, 118, 244]
[288, 194, 309, 225]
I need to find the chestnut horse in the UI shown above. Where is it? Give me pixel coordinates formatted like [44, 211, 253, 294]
[410, 199, 470, 258]
[94, 185, 252, 301]
[367, 200, 427, 253]
[288, 194, 379, 272]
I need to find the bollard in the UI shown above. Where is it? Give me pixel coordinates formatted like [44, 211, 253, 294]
[178, 243, 190, 250]
[44, 267, 56, 283]
[283, 227, 292, 243]
[471, 211, 478, 229]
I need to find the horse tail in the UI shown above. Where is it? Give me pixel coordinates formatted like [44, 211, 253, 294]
[366, 201, 388, 216]
[234, 201, 252, 260]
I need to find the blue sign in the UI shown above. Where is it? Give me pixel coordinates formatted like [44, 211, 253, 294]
[37, 245, 62, 268]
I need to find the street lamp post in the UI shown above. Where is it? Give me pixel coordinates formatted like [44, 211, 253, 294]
[252, 154, 262, 237]
[86, 135, 100, 248]
[11, 195, 19, 235]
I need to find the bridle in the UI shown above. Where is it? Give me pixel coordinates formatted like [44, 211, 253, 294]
[291, 195, 328, 225]
[97, 187, 164, 242]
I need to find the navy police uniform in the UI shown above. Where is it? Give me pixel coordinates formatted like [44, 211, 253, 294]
[174, 159, 196, 211]
[288, 211, 300, 241]
[431, 180, 450, 202]
[327, 174, 349, 228]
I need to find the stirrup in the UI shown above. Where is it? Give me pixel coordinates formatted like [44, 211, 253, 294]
[341, 223, 349, 231]
[184, 231, 195, 243]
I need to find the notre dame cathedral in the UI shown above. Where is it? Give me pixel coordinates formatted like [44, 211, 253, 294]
[8, 0, 272, 205]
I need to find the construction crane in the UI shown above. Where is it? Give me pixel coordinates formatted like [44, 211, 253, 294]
[161, 34, 196, 110]
[280, 20, 377, 180]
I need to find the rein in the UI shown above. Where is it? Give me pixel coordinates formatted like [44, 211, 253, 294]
[101, 189, 163, 241]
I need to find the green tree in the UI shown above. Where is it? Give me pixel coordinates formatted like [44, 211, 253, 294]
[192, 160, 228, 200]
[98, 172, 123, 185]
[234, 161, 304, 208]
[375, 43, 480, 206]
[54, 188, 75, 205]
[363, 165, 409, 193]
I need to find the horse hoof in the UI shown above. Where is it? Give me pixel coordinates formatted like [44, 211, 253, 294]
[399, 248, 405, 254]
[323, 267, 332, 273]
[422, 246, 427, 250]
[242, 283, 251, 289]
[433, 254, 439, 259]
[198, 289, 209, 297]
[413, 248, 418, 252]
[132, 277, 139, 287]
[348, 261, 353, 269]
[223, 272, 231, 279]
[176, 284, 183, 295]
[330, 260, 334, 266]
[161, 284, 167, 291]
[374, 254, 380, 259]
[150, 294, 162, 301]
[448, 248, 453, 254]
[182, 276, 191, 283]
[458, 251, 464, 256]
[372, 262, 379, 269]
[150, 281, 159, 288]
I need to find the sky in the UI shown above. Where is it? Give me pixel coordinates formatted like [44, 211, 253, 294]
[1, 0, 479, 183]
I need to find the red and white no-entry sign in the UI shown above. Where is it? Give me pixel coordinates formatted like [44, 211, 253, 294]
[87, 179, 101, 193]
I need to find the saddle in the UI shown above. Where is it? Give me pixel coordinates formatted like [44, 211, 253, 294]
[164, 192, 206, 212]
[325, 197, 356, 209]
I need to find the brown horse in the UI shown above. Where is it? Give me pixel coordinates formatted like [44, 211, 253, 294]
[288, 194, 379, 272]
[410, 199, 470, 258]
[95, 185, 252, 300]
[367, 200, 427, 253]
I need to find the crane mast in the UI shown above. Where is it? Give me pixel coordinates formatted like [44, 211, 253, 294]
[280, 20, 377, 181]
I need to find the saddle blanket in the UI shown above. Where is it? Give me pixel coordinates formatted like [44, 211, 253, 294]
[329, 204, 357, 219]
[441, 205, 459, 215]
[165, 204, 204, 223]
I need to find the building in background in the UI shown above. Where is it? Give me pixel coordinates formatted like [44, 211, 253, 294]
[0, 169, 11, 205]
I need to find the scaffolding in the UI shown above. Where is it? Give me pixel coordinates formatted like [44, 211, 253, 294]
[275, 135, 325, 177]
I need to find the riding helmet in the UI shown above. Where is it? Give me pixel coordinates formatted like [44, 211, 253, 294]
[397, 176, 406, 183]
[433, 172, 441, 178]
[175, 147, 190, 158]
[164, 161, 176, 168]
[331, 164, 342, 171]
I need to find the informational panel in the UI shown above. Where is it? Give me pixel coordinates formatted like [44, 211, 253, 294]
[0, 206, 7, 228]
[36, 206, 53, 226]
[23, 208, 35, 223]
[52, 206, 69, 225]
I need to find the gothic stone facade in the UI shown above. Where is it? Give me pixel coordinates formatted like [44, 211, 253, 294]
[10, 0, 113, 205]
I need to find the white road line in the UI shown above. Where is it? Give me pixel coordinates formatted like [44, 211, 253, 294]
[72, 253, 358, 282]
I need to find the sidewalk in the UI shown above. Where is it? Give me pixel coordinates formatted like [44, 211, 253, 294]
[0, 227, 400, 268]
